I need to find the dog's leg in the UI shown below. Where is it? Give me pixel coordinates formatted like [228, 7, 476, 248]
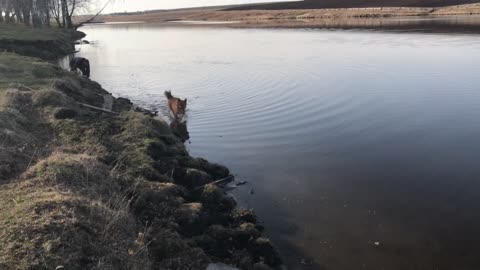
[168, 102, 174, 118]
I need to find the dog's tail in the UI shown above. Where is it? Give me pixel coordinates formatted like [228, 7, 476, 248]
[164, 90, 173, 100]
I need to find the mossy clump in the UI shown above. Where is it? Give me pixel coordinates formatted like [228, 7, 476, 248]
[174, 168, 213, 188]
[251, 238, 282, 267]
[32, 89, 69, 108]
[53, 116, 120, 160]
[180, 157, 230, 179]
[0, 88, 32, 113]
[0, 53, 61, 88]
[24, 153, 119, 198]
[133, 183, 185, 225]
[111, 112, 180, 180]
[0, 109, 33, 143]
[113, 97, 133, 112]
[234, 223, 262, 243]
[53, 107, 77, 119]
[54, 78, 105, 108]
[148, 230, 191, 260]
[175, 202, 203, 225]
[153, 247, 211, 270]
[0, 148, 28, 181]
[231, 208, 257, 224]
[0, 89, 48, 181]
[200, 184, 237, 211]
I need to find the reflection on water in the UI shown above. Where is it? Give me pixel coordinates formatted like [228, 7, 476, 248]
[75, 24, 480, 270]
[242, 15, 480, 33]
[170, 119, 191, 143]
[176, 20, 240, 25]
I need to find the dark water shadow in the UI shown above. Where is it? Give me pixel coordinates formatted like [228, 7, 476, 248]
[170, 118, 191, 143]
[231, 175, 327, 270]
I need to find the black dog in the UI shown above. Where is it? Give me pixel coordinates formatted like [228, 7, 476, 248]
[69, 57, 90, 78]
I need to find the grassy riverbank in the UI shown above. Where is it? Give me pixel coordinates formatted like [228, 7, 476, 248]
[0, 24, 83, 60]
[0, 25, 280, 270]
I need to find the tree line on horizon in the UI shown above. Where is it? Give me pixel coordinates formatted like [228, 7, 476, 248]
[0, 0, 91, 29]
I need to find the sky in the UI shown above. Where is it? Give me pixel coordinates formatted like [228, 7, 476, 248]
[95, 0, 295, 13]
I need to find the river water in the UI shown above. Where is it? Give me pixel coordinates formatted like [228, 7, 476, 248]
[75, 23, 480, 270]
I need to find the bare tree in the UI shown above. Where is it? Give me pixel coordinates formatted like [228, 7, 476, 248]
[13, 0, 24, 23]
[63, 0, 91, 29]
[38, 0, 51, 26]
[49, 0, 63, 27]
[0, 0, 5, 23]
[1, 0, 15, 23]
[75, 0, 113, 29]
[1, 0, 105, 28]
[22, 0, 33, 26]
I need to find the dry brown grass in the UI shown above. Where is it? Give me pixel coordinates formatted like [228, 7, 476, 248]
[0, 49, 281, 269]
[0, 53, 61, 89]
[0, 53, 153, 269]
[0, 180, 151, 270]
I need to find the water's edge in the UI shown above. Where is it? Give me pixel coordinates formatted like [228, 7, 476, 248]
[0, 26, 284, 270]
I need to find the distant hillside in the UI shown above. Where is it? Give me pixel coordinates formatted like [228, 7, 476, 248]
[227, 0, 480, 10]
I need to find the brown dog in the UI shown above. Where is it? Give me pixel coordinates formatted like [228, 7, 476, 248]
[165, 91, 187, 118]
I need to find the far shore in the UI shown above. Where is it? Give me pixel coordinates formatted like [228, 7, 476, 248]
[74, 3, 480, 32]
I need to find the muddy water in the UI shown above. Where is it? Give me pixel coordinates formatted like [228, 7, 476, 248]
[75, 24, 480, 270]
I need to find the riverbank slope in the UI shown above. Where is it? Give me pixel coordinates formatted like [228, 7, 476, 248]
[0, 25, 280, 270]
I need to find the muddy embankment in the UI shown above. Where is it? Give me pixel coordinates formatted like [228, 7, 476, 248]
[0, 26, 281, 270]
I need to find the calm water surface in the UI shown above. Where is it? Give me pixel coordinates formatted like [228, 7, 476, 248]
[76, 24, 480, 270]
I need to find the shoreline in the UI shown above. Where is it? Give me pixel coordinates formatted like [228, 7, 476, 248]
[0, 25, 281, 269]
[72, 3, 480, 33]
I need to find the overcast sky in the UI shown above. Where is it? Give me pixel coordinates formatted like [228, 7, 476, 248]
[95, 0, 295, 13]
